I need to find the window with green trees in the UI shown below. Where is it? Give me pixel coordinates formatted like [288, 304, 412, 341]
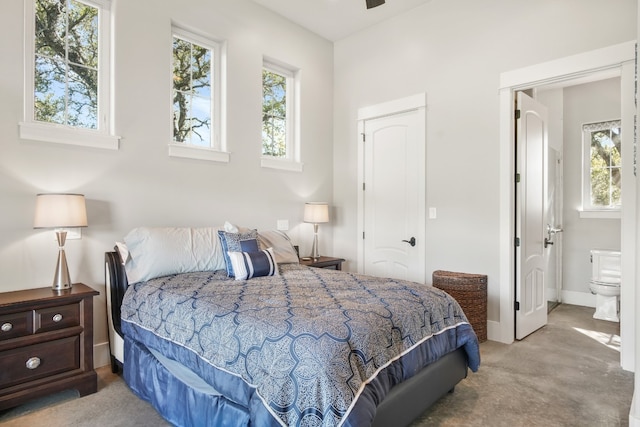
[34, 0, 99, 129]
[583, 120, 621, 210]
[262, 67, 288, 157]
[172, 33, 213, 147]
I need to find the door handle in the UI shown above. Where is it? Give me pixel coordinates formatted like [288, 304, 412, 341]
[402, 237, 416, 247]
[545, 224, 563, 248]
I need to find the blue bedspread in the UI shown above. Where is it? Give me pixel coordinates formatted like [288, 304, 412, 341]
[121, 264, 480, 426]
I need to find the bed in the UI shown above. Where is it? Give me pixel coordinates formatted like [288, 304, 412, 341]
[105, 226, 480, 427]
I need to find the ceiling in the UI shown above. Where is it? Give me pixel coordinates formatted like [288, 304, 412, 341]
[250, 0, 433, 42]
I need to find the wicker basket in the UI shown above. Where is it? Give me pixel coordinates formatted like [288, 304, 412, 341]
[432, 270, 487, 342]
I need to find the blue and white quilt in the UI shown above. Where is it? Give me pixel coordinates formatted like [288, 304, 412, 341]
[121, 264, 480, 427]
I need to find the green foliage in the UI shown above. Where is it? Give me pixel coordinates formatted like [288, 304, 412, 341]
[590, 127, 621, 207]
[262, 69, 287, 157]
[172, 37, 211, 145]
[35, 0, 98, 128]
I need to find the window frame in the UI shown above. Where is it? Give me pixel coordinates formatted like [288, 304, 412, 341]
[168, 25, 228, 163]
[580, 119, 622, 218]
[261, 58, 302, 172]
[20, 0, 119, 150]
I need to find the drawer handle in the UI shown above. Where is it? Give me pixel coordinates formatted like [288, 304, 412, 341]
[1, 322, 12, 332]
[52, 314, 63, 322]
[26, 357, 41, 370]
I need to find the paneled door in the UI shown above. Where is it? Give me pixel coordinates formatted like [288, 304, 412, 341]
[357, 94, 426, 283]
[515, 91, 549, 339]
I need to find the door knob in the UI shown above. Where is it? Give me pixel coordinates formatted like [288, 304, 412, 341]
[402, 237, 416, 247]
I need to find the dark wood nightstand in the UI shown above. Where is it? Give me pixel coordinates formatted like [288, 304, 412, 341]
[300, 256, 345, 270]
[0, 283, 99, 410]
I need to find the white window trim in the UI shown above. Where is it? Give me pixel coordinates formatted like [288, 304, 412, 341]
[20, 0, 120, 150]
[578, 209, 621, 219]
[580, 119, 621, 216]
[261, 58, 302, 172]
[169, 25, 228, 163]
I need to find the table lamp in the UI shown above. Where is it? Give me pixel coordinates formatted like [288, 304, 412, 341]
[34, 193, 88, 290]
[303, 202, 329, 260]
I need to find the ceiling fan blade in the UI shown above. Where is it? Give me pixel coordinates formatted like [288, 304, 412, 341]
[366, 0, 385, 9]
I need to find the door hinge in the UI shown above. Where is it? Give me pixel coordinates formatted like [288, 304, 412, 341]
[363, 183, 365, 191]
[515, 109, 521, 120]
[361, 133, 366, 142]
[515, 173, 520, 183]
[363, 231, 365, 239]
[515, 237, 520, 247]
[515, 301, 520, 311]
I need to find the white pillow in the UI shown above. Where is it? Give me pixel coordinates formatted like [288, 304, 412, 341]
[123, 227, 227, 284]
[257, 230, 299, 264]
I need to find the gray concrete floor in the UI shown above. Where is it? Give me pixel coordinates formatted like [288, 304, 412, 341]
[0, 304, 633, 426]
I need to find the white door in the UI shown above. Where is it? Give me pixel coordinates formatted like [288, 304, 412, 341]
[358, 101, 426, 283]
[515, 91, 549, 340]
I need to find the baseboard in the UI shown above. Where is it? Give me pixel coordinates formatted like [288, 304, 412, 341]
[560, 290, 596, 308]
[487, 320, 508, 343]
[94, 341, 111, 368]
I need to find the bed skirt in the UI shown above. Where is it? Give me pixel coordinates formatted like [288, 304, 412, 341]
[124, 335, 469, 427]
[125, 336, 251, 426]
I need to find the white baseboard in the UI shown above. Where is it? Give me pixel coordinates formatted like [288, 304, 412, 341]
[487, 320, 508, 343]
[561, 290, 596, 308]
[94, 341, 111, 368]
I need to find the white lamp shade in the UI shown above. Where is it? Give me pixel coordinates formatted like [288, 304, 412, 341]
[304, 202, 329, 224]
[34, 193, 88, 229]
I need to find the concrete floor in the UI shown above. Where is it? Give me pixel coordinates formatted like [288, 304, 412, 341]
[0, 304, 633, 426]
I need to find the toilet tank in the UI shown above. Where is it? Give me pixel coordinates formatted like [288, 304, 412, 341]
[591, 249, 621, 284]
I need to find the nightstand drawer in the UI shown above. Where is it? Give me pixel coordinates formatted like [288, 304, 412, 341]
[0, 336, 80, 389]
[0, 312, 32, 341]
[35, 304, 80, 333]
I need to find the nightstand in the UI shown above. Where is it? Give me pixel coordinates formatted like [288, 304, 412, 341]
[0, 283, 99, 410]
[300, 256, 345, 270]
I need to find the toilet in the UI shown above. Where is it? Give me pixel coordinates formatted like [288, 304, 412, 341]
[589, 249, 621, 322]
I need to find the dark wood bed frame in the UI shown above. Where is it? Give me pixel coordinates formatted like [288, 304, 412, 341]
[104, 250, 469, 427]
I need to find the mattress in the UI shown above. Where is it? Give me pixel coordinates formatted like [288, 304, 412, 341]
[121, 264, 480, 426]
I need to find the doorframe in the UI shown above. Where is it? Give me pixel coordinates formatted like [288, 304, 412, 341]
[356, 93, 427, 280]
[497, 41, 636, 372]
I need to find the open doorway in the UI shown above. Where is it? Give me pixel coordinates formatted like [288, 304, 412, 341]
[497, 41, 636, 371]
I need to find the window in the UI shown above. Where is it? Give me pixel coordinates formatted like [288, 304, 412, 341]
[261, 59, 302, 171]
[169, 26, 227, 162]
[20, 0, 118, 149]
[582, 120, 621, 214]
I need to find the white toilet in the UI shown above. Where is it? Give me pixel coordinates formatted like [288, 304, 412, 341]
[589, 249, 621, 322]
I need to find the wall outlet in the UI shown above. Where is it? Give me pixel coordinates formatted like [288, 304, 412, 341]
[277, 219, 289, 231]
[53, 228, 82, 240]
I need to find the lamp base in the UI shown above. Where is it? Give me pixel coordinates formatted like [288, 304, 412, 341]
[52, 245, 72, 291]
[309, 224, 320, 260]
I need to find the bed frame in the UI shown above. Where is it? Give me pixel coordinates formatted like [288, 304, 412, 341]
[105, 250, 469, 427]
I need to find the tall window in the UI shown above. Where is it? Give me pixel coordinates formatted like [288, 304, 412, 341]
[262, 67, 288, 157]
[583, 120, 622, 210]
[35, 0, 98, 128]
[169, 27, 226, 162]
[261, 59, 301, 171]
[21, 0, 117, 149]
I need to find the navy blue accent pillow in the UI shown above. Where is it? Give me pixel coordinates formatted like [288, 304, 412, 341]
[227, 248, 278, 280]
[218, 229, 258, 277]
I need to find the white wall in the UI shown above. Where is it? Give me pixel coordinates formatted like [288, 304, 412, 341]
[562, 79, 622, 298]
[0, 0, 333, 366]
[333, 0, 637, 326]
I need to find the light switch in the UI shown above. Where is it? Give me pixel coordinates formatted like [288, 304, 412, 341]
[429, 207, 437, 219]
[277, 219, 289, 231]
